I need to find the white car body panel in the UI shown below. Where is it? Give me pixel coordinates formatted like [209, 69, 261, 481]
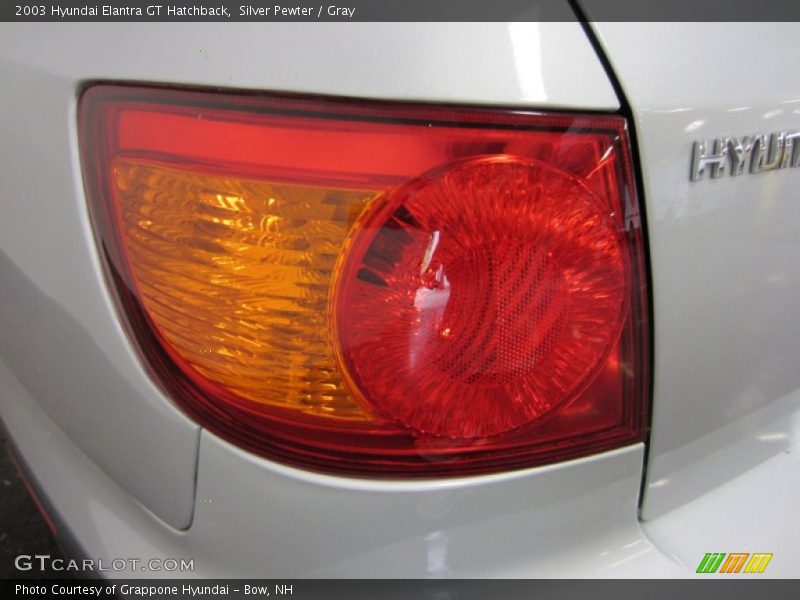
[1, 18, 799, 577]
[0, 23, 618, 109]
[591, 21, 800, 519]
[190, 433, 657, 578]
[641, 393, 800, 575]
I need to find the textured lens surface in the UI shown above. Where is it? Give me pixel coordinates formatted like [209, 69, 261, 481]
[113, 158, 375, 420]
[334, 157, 629, 438]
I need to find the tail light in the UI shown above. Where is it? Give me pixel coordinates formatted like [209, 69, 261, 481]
[80, 84, 649, 477]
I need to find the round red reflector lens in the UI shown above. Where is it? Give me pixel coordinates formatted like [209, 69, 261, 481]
[333, 157, 630, 439]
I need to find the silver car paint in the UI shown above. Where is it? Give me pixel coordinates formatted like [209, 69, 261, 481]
[590, 22, 800, 519]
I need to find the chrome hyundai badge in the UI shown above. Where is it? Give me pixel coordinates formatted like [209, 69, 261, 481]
[691, 132, 800, 181]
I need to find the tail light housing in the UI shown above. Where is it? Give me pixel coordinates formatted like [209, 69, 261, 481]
[80, 84, 649, 477]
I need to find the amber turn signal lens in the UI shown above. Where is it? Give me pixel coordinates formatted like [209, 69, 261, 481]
[80, 84, 649, 477]
[112, 158, 374, 421]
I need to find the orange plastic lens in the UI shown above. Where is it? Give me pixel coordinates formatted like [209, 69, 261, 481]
[112, 158, 377, 420]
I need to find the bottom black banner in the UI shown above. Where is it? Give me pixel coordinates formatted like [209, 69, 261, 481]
[2, 579, 799, 600]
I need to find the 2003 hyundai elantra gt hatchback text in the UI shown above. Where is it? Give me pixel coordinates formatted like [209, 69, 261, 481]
[1, 15, 799, 578]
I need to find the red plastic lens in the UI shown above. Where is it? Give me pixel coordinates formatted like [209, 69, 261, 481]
[81, 84, 649, 477]
[333, 157, 630, 439]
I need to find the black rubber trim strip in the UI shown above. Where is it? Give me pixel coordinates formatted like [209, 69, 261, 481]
[568, 1, 658, 515]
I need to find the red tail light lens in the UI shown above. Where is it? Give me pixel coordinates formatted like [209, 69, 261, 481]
[334, 156, 631, 439]
[80, 84, 649, 477]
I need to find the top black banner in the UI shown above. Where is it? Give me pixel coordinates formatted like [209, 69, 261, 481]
[3, 0, 800, 22]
